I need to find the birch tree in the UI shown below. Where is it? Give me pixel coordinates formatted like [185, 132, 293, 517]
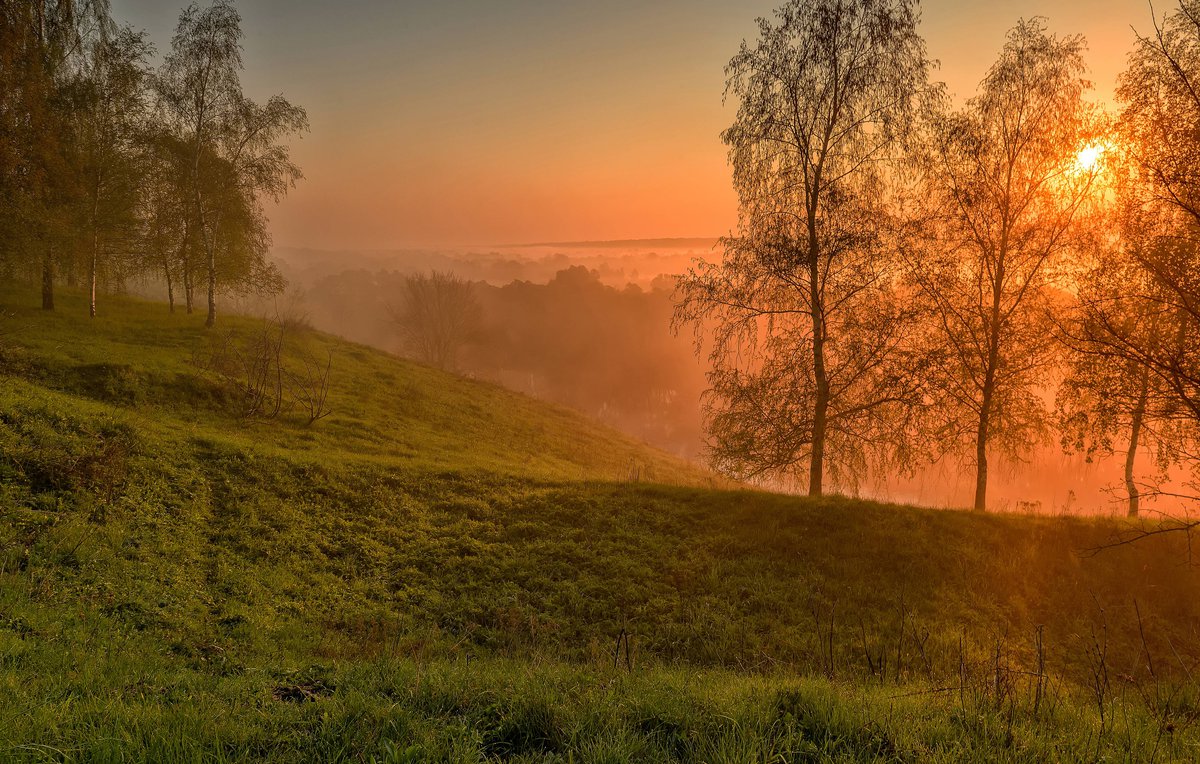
[913, 19, 1100, 511]
[675, 0, 934, 494]
[1058, 203, 1186, 517]
[72, 25, 151, 317]
[157, 0, 306, 328]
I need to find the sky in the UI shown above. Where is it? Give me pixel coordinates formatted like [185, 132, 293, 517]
[110, 0, 1155, 250]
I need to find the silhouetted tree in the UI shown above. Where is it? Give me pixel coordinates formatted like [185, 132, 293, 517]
[911, 19, 1100, 511]
[1058, 203, 1187, 517]
[1112, 1, 1200, 429]
[1060, 0, 1200, 522]
[390, 271, 482, 371]
[675, 0, 934, 494]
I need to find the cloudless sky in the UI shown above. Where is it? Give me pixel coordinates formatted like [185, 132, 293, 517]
[110, 0, 1153, 250]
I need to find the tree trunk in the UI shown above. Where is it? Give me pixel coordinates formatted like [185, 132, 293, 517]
[164, 259, 175, 313]
[89, 249, 97, 318]
[808, 228, 828, 498]
[89, 216, 99, 318]
[974, 335, 1001, 511]
[179, 221, 192, 313]
[802, 133, 833, 499]
[974, 352, 999, 512]
[1125, 367, 1150, 518]
[183, 267, 193, 313]
[205, 247, 216, 328]
[89, 177, 100, 318]
[975, 239, 1007, 512]
[192, 131, 217, 328]
[810, 346, 829, 497]
[973, 404, 990, 512]
[41, 246, 54, 311]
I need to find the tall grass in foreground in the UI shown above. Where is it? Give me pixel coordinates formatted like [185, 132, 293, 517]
[3, 647, 1200, 763]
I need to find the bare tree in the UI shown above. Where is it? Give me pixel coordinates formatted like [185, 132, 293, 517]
[390, 271, 482, 372]
[674, 0, 934, 495]
[911, 19, 1100, 511]
[286, 348, 333, 426]
[196, 319, 287, 419]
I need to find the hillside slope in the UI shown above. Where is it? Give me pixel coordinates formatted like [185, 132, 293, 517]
[0, 290, 710, 485]
[3, 289, 1200, 761]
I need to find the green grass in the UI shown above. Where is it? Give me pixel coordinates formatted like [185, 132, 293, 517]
[0, 288, 708, 484]
[5, 648, 1200, 762]
[3, 286, 1200, 761]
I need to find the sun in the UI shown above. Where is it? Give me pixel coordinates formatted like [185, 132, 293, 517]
[1077, 145, 1104, 171]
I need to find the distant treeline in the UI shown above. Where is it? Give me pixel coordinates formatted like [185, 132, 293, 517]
[273, 245, 712, 292]
[0, 0, 306, 324]
[297, 266, 707, 460]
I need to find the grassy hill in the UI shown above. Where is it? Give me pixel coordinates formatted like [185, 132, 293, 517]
[3, 288, 1200, 762]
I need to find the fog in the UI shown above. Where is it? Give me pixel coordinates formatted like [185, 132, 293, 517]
[272, 244, 710, 462]
[256, 242, 1193, 518]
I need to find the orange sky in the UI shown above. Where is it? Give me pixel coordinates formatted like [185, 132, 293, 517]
[112, 0, 1152, 250]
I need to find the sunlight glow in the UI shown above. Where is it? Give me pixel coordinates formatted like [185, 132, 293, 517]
[1077, 145, 1104, 171]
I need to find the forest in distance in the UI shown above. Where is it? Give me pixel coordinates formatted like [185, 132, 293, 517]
[259, 244, 1139, 516]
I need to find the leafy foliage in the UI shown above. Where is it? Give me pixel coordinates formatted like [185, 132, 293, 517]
[908, 19, 1101, 510]
[675, 0, 935, 494]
